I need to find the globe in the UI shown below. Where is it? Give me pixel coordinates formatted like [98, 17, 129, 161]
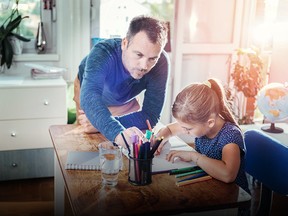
[257, 82, 288, 133]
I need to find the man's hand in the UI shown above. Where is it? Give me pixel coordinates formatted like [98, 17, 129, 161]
[77, 109, 99, 134]
[114, 127, 144, 148]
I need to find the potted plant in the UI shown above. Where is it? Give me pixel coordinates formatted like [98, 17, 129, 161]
[229, 47, 264, 124]
[0, 0, 30, 69]
[231, 47, 263, 97]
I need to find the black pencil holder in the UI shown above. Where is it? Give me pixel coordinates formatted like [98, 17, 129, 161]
[128, 155, 153, 186]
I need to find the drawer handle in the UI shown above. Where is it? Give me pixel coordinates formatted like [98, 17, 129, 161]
[11, 163, 18, 167]
[44, 100, 49, 105]
[11, 132, 16, 137]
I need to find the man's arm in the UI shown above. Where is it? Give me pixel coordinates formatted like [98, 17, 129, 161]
[80, 42, 126, 141]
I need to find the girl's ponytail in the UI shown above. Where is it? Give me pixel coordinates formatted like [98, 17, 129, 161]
[208, 79, 238, 126]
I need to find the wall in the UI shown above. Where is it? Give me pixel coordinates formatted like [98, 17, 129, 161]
[170, 0, 252, 104]
[57, 0, 91, 82]
[269, 1, 288, 84]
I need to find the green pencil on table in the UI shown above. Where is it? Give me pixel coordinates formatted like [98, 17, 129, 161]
[175, 169, 204, 178]
[169, 166, 202, 175]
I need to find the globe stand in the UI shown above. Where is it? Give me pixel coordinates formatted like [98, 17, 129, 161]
[261, 123, 284, 133]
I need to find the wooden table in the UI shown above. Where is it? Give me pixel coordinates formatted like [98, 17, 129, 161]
[49, 124, 251, 216]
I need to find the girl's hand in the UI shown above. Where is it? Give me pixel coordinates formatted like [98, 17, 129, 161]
[166, 150, 193, 163]
[154, 126, 173, 155]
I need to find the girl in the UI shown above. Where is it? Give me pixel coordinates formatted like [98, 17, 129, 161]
[156, 78, 250, 194]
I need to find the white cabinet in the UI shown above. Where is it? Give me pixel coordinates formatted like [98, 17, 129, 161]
[0, 75, 67, 180]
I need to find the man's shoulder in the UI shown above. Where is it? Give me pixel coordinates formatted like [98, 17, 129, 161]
[152, 50, 170, 69]
[160, 50, 170, 62]
[105, 38, 122, 44]
[88, 38, 122, 60]
[96, 38, 122, 48]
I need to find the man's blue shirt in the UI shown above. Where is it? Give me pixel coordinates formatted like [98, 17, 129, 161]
[79, 38, 170, 141]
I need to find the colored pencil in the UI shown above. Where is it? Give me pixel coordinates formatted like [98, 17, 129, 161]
[175, 169, 204, 178]
[176, 175, 212, 187]
[121, 132, 131, 154]
[169, 166, 202, 175]
[146, 119, 152, 131]
[177, 172, 208, 182]
[149, 136, 163, 157]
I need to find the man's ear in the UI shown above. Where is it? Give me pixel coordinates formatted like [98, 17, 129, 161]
[121, 37, 128, 50]
[207, 118, 215, 128]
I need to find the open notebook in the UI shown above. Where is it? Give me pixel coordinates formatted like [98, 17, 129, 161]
[151, 136, 196, 174]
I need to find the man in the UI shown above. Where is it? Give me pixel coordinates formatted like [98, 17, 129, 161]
[74, 15, 170, 147]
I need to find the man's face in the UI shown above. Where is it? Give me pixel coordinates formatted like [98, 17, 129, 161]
[121, 31, 162, 79]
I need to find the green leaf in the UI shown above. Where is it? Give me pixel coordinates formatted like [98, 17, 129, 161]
[0, 7, 31, 69]
[0, 26, 6, 43]
[2, 38, 13, 69]
[9, 32, 31, 42]
[1, 47, 5, 66]
[5, 15, 22, 34]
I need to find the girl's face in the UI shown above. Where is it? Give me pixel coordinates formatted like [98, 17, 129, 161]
[177, 119, 210, 138]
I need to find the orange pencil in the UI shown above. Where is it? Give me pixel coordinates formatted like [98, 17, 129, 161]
[176, 175, 212, 187]
[146, 119, 152, 131]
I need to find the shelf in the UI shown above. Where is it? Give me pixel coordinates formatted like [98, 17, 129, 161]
[13, 54, 60, 62]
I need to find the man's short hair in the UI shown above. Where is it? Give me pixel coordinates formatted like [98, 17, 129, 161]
[126, 15, 168, 48]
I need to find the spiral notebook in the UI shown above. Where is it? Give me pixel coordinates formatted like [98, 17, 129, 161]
[65, 151, 101, 170]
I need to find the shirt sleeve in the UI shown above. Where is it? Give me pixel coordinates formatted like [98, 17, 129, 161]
[224, 127, 243, 145]
[80, 43, 125, 141]
[220, 124, 246, 156]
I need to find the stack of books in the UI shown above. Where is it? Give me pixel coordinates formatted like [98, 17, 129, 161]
[26, 63, 66, 79]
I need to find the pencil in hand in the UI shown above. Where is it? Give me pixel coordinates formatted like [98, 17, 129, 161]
[149, 136, 163, 157]
[121, 132, 131, 155]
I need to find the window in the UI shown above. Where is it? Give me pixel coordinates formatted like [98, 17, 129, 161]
[0, 0, 56, 54]
[91, 0, 174, 51]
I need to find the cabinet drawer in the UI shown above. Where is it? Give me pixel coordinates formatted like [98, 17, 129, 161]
[0, 118, 66, 151]
[0, 148, 54, 181]
[0, 86, 66, 120]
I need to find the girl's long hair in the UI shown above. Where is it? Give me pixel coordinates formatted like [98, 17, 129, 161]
[172, 78, 238, 126]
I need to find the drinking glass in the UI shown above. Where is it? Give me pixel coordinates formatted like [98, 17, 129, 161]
[99, 141, 122, 186]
